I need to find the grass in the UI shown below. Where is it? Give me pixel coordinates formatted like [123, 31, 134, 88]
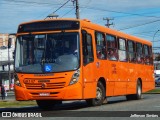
[145, 87, 160, 94]
[0, 100, 37, 108]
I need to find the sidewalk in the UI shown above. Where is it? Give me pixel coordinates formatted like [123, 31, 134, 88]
[0, 91, 15, 101]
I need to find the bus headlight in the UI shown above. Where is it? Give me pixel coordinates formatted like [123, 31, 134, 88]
[14, 74, 21, 86]
[69, 70, 80, 85]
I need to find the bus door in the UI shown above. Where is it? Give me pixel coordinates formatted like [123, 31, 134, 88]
[81, 29, 97, 99]
[114, 38, 128, 96]
[107, 50, 120, 96]
[106, 36, 127, 96]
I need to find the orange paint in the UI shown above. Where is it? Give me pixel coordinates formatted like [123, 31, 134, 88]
[14, 18, 154, 101]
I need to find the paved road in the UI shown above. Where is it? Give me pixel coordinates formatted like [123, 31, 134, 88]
[1, 88, 160, 119]
[0, 94, 160, 119]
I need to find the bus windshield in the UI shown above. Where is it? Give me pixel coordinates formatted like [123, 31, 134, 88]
[15, 32, 80, 73]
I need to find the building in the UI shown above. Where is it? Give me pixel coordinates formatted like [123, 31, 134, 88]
[0, 33, 16, 90]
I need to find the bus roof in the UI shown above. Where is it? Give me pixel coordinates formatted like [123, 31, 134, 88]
[18, 18, 152, 45]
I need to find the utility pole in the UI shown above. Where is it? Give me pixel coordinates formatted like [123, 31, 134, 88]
[72, 0, 80, 19]
[8, 37, 11, 91]
[76, 0, 80, 19]
[103, 18, 114, 28]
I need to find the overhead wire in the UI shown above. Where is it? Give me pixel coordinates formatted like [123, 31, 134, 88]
[130, 30, 156, 35]
[51, 0, 71, 14]
[3, 0, 160, 18]
[113, 10, 160, 19]
[77, 6, 160, 31]
[2, 0, 160, 18]
[1, 0, 160, 37]
[118, 20, 160, 31]
[36, 0, 71, 19]
[44, 0, 70, 19]
[83, 6, 160, 19]
[2, 0, 160, 19]
[60, 8, 75, 18]
[1, 0, 62, 6]
[61, 0, 92, 18]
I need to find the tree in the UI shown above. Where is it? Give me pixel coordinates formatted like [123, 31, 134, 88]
[155, 54, 160, 61]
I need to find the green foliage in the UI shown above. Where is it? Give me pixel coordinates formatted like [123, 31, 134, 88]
[0, 100, 36, 108]
[155, 55, 160, 61]
[145, 88, 160, 94]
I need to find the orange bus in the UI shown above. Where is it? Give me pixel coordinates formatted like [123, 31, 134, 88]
[14, 18, 154, 109]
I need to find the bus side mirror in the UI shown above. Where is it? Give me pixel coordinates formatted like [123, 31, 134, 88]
[8, 38, 12, 48]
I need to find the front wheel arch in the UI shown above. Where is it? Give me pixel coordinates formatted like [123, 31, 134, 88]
[126, 79, 142, 100]
[136, 79, 142, 100]
[86, 80, 106, 106]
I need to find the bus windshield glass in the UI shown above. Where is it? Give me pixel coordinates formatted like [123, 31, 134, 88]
[15, 32, 80, 73]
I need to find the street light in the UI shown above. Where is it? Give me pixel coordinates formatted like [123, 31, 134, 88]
[8, 33, 16, 91]
[153, 30, 160, 53]
[153, 30, 160, 75]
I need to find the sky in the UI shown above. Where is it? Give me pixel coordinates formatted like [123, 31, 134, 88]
[1, 0, 160, 52]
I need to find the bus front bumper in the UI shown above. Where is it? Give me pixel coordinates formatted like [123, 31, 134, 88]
[14, 83, 83, 101]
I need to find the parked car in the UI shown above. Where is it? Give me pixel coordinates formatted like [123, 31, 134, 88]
[155, 77, 160, 86]
[155, 76, 160, 81]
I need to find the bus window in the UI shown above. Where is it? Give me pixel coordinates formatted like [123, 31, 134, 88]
[82, 31, 94, 65]
[149, 46, 153, 65]
[95, 32, 106, 59]
[118, 38, 127, 62]
[34, 35, 45, 63]
[106, 34, 118, 61]
[22, 36, 35, 65]
[136, 43, 144, 64]
[128, 40, 136, 63]
[144, 45, 150, 65]
[15, 32, 80, 73]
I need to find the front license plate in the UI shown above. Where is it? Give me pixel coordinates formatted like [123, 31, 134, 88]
[39, 93, 50, 96]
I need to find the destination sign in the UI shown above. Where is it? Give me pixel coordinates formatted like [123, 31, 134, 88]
[18, 20, 80, 33]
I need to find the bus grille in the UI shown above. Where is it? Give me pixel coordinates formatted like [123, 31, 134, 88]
[25, 82, 66, 89]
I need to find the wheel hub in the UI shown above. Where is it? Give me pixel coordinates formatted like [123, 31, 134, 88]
[96, 87, 102, 100]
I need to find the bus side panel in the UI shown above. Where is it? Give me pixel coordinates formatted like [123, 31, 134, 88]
[82, 28, 97, 99]
[82, 62, 97, 99]
[142, 66, 154, 92]
[127, 63, 137, 94]
[106, 81, 114, 96]
[83, 81, 97, 99]
[142, 82, 155, 92]
[113, 62, 127, 96]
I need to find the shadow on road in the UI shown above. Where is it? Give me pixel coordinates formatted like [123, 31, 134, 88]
[0, 97, 130, 113]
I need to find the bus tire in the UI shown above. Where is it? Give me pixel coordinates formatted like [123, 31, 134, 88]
[134, 80, 142, 100]
[36, 100, 62, 110]
[126, 80, 142, 100]
[86, 81, 105, 106]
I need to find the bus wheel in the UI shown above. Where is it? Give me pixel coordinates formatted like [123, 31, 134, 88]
[135, 80, 142, 100]
[86, 81, 105, 106]
[36, 100, 62, 110]
[126, 80, 142, 100]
